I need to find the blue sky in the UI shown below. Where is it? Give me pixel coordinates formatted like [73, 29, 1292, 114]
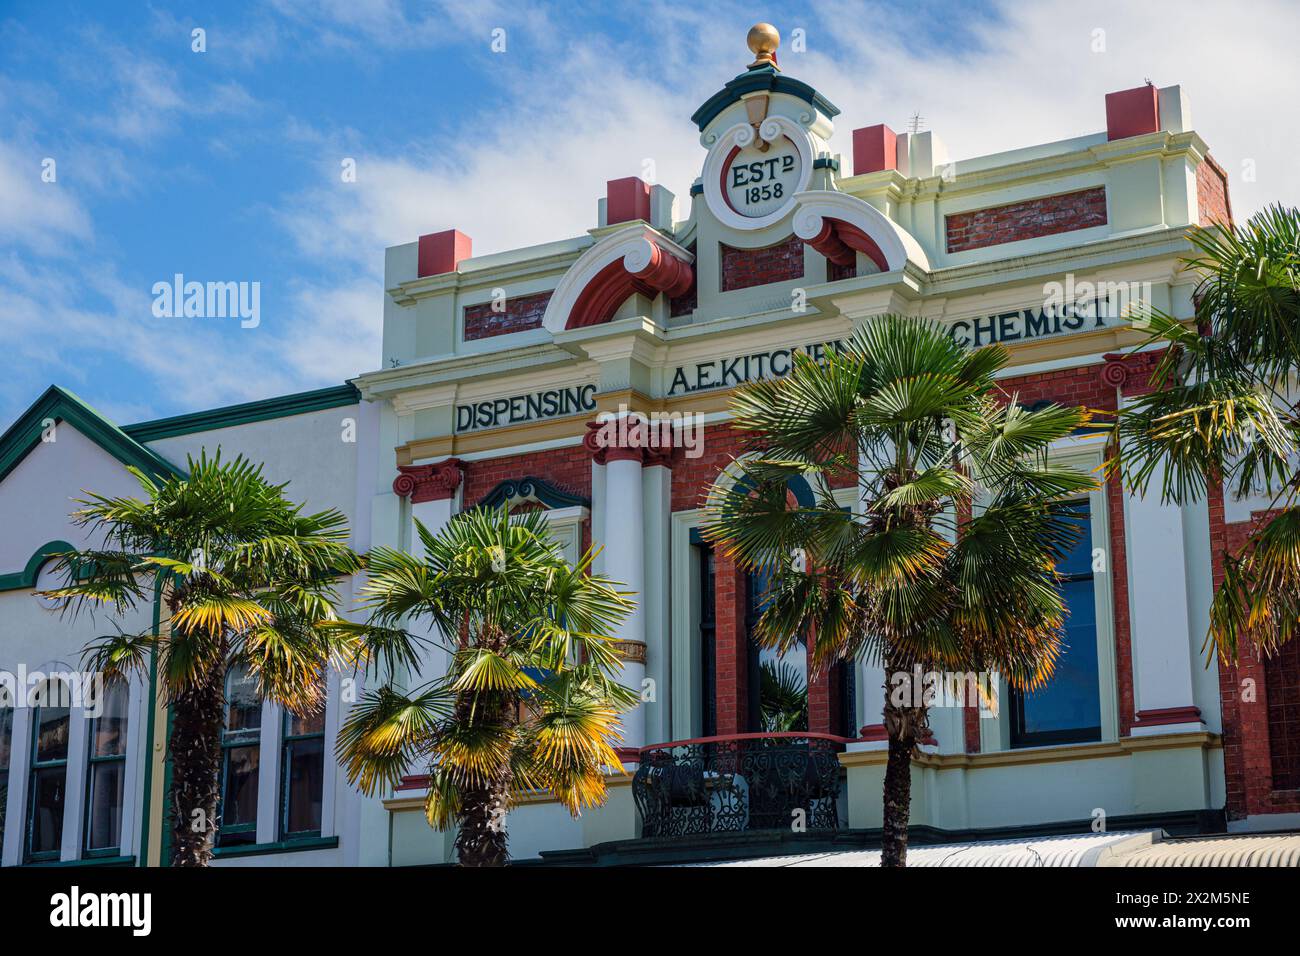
[2, 0, 1297, 427]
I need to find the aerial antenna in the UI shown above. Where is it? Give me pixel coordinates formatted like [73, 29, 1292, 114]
[907, 111, 926, 134]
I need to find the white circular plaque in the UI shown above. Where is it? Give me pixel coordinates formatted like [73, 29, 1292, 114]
[723, 136, 802, 218]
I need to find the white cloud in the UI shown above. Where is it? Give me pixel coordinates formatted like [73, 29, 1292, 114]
[0, 140, 93, 254]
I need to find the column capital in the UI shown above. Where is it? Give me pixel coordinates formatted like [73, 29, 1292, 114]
[584, 418, 674, 468]
[393, 458, 464, 503]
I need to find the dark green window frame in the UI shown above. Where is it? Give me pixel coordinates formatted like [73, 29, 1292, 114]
[83, 680, 129, 858]
[218, 668, 261, 848]
[26, 689, 70, 863]
[279, 709, 325, 840]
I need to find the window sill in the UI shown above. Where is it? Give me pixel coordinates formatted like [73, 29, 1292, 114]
[213, 835, 338, 859]
[21, 855, 136, 868]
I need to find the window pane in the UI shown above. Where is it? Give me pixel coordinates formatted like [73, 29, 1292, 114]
[286, 707, 325, 738]
[33, 681, 71, 764]
[91, 680, 129, 757]
[28, 765, 65, 855]
[221, 745, 260, 830]
[284, 738, 324, 835]
[224, 665, 261, 737]
[1013, 503, 1102, 745]
[86, 760, 125, 851]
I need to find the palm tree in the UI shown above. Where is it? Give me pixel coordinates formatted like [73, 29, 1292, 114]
[1113, 205, 1300, 662]
[759, 659, 808, 732]
[335, 505, 636, 866]
[702, 315, 1095, 865]
[42, 451, 361, 866]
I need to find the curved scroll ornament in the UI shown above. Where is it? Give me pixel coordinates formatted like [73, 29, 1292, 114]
[392, 459, 464, 503]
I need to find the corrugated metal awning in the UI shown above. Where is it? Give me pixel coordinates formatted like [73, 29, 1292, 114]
[682, 830, 1300, 866]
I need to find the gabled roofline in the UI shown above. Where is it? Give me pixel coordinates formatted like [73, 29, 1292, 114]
[0, 386, 183, 485]
[122, 383, 360, 443]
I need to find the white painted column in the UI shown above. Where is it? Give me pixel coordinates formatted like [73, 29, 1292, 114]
[60, 696, 89, 861]
[1124, 454, 1203, 736]
[117, 674, 146, 858]
[604, 450, 647, 749]
[850, 447, 888, 751]
[393, 460, 464, 690]
[255, 700, 282, 844]
[2, 706, 32, 866]
[641, 460, 672, 746]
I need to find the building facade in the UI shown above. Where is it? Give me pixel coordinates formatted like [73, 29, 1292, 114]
[1, 29, 1297, 867]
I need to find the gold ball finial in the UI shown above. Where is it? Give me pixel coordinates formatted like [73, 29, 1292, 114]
[746, 22, 780, 70]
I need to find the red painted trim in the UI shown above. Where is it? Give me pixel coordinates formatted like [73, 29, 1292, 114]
[804, 219, 855, 266]
[606, 177, 652, 225]
[832, 221, 890, 273]
[393, 459, 464, 503]
[396, 774, 429, 791]
[719, 145, 741, 214]
[626, 242, 694, 298]
[858, 724, 888, 741]
[852, 124, 897, 176]
[798, 218, 889, 273]
[1105, 85, 1160, 141]
[1132, 706, 1204, 728]
[417, 229, 472, 278]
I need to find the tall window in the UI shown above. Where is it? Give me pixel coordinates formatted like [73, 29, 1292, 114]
[0, 706, 12, 852]
[26, 679, 70, 861]
[280, 704, 325, 839]
[1010, 501, 1102, 748]
[218, 665, 261, 847]
[84, 679, 129, 855]
[748, 568, 808, 733]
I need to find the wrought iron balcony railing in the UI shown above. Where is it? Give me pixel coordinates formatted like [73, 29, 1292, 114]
[631, 733, 848, 839]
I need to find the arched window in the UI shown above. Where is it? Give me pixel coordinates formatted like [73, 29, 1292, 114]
[26, 678, 70, 862]
[84, 679, 129, 855]
[219, 664, 261, 847]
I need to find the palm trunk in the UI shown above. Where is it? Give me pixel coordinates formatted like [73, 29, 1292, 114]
[452, 687, 515, 867]
[880, 721, 914, 867]
[880, 665, 928, 867]
[456, 778, 511, 866]
[168, 664, 226, 867]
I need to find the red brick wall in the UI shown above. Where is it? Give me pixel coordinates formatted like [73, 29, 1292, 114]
[461, 444, 591, 552]
[1196, 156, 1233, 227]
[713, 549, 749, 736]
[1214, 502, 1300, 820]
[720, 235, 804, 292]
[463, 290, 552, 341]
[945, 187, 1108, 254]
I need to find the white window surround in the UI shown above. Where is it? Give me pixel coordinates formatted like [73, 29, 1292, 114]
[979, 432, 1120, 753]
[0, 664, 147, 866]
